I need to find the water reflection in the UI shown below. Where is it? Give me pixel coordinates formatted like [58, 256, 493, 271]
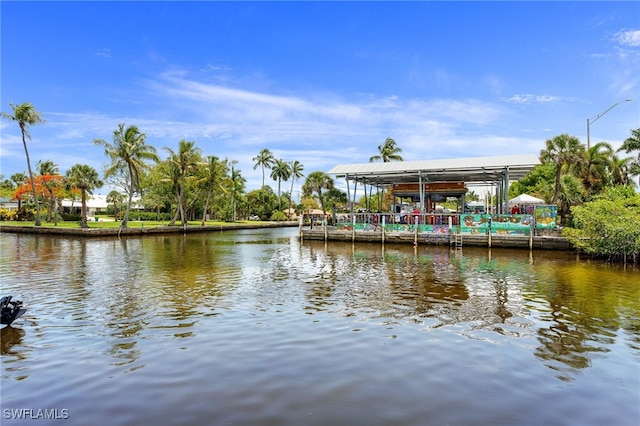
[1, 229, 638, 425]
[1, 326, 25, 355]
[299, 239, 639, 379]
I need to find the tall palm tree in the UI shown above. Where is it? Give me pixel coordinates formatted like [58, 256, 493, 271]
[540, 134, 584, 204]
[66, 164, 103, 228]
[253, 148, 275, 190]
[270, 158, 292, 211]
[164, 139, 202, 228]
[228, 161, 246, 222]
[1, 102, 45, 225]
[302, 171, 334, 216]
[94, 124, 159, 229]
[288, 160, 304, 216]
[198, 155, 230, 226]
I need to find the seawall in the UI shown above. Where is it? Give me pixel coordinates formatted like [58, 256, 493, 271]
[0, 222, 299, 238]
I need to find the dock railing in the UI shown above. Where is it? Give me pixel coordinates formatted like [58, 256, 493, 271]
[302, 209, 564, 248]
[332, 212, 543, 236]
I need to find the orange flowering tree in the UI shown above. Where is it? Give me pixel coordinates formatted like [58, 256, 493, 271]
[13, 175, 71, 222]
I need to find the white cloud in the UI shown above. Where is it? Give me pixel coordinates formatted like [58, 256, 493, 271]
[502, 94, 567, 105]
[1, 72, 539, 190]
[615, 29, 640, 47]
[96, 48, 112, 58]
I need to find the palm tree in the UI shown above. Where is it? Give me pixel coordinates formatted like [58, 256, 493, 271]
[164, 139, 202, 228]
[540, 134, 584, 204]
[253, 148, 275, 190]
[369, 137, 403, 211]
[555, 173, 585, 225]
[228, 161, 246, 222]
[577, 141, 614, 196]
[369, 137, 403, 163]
[302, 171, 334, 216]
[610, 156, 633, 187]
[619, 128, 640, 186]
[288, 160, 304, 217]
[106, 190, 126, 221]
[270, 158, 292, 211]
[323, 187, 348, 225]
[1, 102, 45, 225]
[198, 155, 229, 226]
[94, 124, 159, 229]
[65, 164, 103, 228]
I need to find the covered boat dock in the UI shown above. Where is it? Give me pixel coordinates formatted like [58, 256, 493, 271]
[301, 154, 569, 249]
[327, 154, 540, 216]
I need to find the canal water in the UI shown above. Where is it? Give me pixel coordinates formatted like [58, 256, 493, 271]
[1, 227, 638, 425]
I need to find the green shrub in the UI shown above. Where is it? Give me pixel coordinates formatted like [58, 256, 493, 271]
[270, 211, 288, 221]
[564, 186, 640, 263]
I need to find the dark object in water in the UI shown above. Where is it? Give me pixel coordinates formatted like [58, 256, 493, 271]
[1, 296, 26, 325]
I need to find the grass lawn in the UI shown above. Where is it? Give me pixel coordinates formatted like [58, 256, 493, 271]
[0, 218, 259, 229]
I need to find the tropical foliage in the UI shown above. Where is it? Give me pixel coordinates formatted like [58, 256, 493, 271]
[162, 139, 202, 228]
[2, 106, 307, 226]
[66, 164, 103, 228]
[302, 171, 335, 215]
[288, 160, 304, 215]
[94, 124, 159, 229]
[540, 133, 583, 204]
[253, 148, 275, 190]
[1, 102, 46, 225]
[563, 186, 640, 264]
[369, 137, 403, 163]
[2, 98, 638, 264]
[511, 128, 639, 229]
[618, 128, 640, 186]
[368, 137, 403, 211]
[270, 158, 291, 211]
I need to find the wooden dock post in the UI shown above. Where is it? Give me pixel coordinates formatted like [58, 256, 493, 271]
[324, 218, 328, 241]
[352, 216, 356, 243]
[298, 215, 304, 240]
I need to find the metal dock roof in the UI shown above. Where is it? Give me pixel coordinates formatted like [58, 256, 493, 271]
[327, 154, 540, 186]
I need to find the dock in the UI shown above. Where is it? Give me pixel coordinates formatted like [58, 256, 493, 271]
[300, 225, 572, 250]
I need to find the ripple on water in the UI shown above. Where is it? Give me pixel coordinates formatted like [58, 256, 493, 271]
[1, 230, 639, 425]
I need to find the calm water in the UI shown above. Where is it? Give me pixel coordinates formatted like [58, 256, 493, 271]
[1, 228, 638, 426]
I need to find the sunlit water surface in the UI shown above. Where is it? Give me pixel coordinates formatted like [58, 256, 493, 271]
[1, 228, 639, 425]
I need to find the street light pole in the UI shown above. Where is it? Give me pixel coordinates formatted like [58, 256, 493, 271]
[587, 99, 632, 150]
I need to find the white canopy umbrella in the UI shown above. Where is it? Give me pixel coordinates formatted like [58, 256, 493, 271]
[509, 193, 545, 205]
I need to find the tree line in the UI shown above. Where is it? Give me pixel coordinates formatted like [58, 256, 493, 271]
[2, 101, 639, 262]
[0, 102, 351, 229]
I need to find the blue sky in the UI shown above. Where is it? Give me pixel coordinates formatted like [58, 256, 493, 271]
[1, 1, 639, 196]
